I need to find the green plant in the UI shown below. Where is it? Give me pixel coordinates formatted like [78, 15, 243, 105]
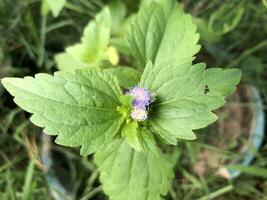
[1, 0, 242, 200]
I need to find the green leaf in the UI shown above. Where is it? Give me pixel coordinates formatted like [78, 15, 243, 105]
[104, 67, 140, 88]
[193, 18, 222, 43]
[45, 0, 66, 17]
[94, 135, 174, 200]
[55, 54, 138, 88]
[55, 53, 91, 72]
[55, 7, 112, 71]
[110, 37, 131, 55]
[140, 0, 162, 8]
[1, 71, 124, 155]
[126, 0, 200, 70]
[140, 60, 241, 143]
[55, 53, 114, 72]
[208, 1, 246, 34]
[227, 165, 267, 178]
[119, 94, 134, 109]
[122, 120, 144, 151]
[109, 14, 135, 55]
[67, 7, 111, 63]
[263, 0, 267, 8]
[109, 0, 126, 35]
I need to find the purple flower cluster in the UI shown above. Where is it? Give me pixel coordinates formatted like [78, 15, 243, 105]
[128, 86, 152, 121]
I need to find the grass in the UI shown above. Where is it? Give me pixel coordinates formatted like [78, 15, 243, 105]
[0, 0, 267, 199]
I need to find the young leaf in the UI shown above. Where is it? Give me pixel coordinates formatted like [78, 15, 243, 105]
[140, 0, 162, 7]
[119, 94, 134, 109]
[94, 135, 174, 200]
[67, 7, 111, 63]
[109, 0, 126, 35]
[193, 18, 222, 43]
[104, 67, 140, 88]
[122, 120, 144, 151]
[55, 53, 91, 72]
[55, 7, 112, 71]
[45, 0, 66, 17]
[1, 71, 124, 155]
[126, 0, 200, 69]
[208, 1, 246, 34]
[140, 60, 241, 144]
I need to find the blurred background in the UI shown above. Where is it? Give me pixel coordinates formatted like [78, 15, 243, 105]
[0, 0, 266, 199]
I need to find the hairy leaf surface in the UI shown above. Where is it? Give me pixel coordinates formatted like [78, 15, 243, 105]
[95, 135, 174, 200]
[45, 0, 66, 17]
[2, 71, 123, 155]
[104, 67, 140, 88]
[126, 0, 200, 69]
[140, 61, 241, 143]
[55, 7, 112, 71]
[121, 120, 144, 151]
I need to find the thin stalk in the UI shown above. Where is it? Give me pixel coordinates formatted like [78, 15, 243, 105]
[80, 185, 103, 200]
[198, 185, 233, 200]
[37, 14, 47, 67]
[24, 0, 39, 46]
[22, 160, 35, 200]
[229, 39, 267, 67]
[65, 2, 94, 16]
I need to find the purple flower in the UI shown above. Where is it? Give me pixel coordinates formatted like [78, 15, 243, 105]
[127, 86, 152, 121]
[130, 106, 148, 121]
[128, 86, 152, 107]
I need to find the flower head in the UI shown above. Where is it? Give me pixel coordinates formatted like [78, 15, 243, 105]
[131, 106, 148, 121]
[128, 86, 152, 107]
[127, 86, 152, 121]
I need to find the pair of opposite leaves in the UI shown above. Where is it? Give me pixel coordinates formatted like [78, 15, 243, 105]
[1, 0, 241, 200]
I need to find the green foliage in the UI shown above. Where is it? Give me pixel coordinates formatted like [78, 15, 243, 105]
[104, 66, 140, 88]
[55, 52, 89, 72]
[126, 0, 200, 70]
[227, 165, 267, 178]
[109, 0, 127, 35]
[55, 7, 112, 71]
[0, 0, 249, 200]
[22, 160, 35, 200]
[140, 60, 241, 143]
[43, 0, 66, 17]
[239, 56, 264, 83]
[121, 120, 144, 151]
[1, 71, 124, 155]
[95, 136, 174, 200]
[194, 18, 222, 43]
[208, 0, 246, 34]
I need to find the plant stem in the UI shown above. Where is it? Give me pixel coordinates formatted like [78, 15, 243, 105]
[80, 185, 103, 200]
[229, 39, 267, 67]
[198, 185, 233, 200]
[37, 14, 47, 67]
